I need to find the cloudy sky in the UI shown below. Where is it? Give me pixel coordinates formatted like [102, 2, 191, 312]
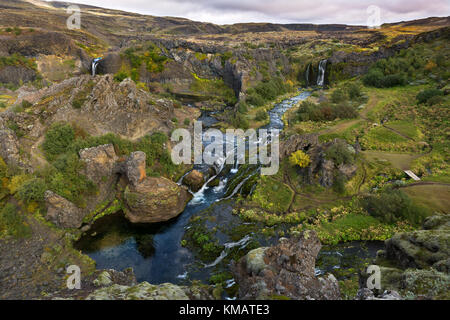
[50, 0, 450, 25]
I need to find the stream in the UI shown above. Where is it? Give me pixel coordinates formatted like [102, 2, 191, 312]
[75, 89, 383, 289]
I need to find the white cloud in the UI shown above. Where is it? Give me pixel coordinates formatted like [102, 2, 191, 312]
[47, 0, 450, 25]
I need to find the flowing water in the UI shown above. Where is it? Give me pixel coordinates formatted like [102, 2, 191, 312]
[76, 89, 381, 286]
[317, 59, 327, 86]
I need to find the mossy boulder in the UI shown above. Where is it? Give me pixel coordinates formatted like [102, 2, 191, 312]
[383, 214, 450, 272]
[124, 177, 192, 223]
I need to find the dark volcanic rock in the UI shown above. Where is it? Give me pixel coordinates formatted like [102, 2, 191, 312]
[233, 231, 340, 300]
[0, 66, 36, 85]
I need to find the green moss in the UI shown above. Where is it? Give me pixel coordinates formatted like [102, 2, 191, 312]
[250, 176, 294, 213]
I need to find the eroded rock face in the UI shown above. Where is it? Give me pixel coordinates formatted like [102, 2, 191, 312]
[124, 177, 192, 224]
[44, 191, 84, 228]
[0, 66, 37, 85]
[79, 144, 120, 214]
[182, 169, 204, 192]
[233, 231, 341, 300]
[280, 133, 319, 159]
[79, 144, 118, 186]
[124, 151, 147, 187]
[0, 128, 22, 168]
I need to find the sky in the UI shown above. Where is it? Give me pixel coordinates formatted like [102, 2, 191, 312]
[48, 0, 450, 25]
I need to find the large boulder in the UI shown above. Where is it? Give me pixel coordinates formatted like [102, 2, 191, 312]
[233, 231, 340, 300]
[44, 191, 84, 228]
[383, 214, 450, 272]
[79, 144, 118, 187]
[182, 169, 204, 192]
[124, 177, 191, 223]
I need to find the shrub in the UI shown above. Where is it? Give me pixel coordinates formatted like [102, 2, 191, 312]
[296, 101, 357, 122]
[0, 203, 31, 239]
[360, 189, 428, 226]
[254, 110, 268, 121]
[289, 150, 311, 168]
[363, 67, 406, 88]
[17, 178, 46, 204]
[333, 173, 347, 194]
[21, 100, 32, 109]
[346, 82, 362, 99]
[246, 77, 291, 107]
[183, 118, 190, 126]
[232, 113, 249, 130]
[113, 71, 128, 82]
[331, 88, 346, 103]
[416, 88, 443, 105]
[42, 123, 75, 161]
[325, 141, 354, 166]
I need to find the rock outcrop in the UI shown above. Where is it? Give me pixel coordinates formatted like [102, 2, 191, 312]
[362, 214, 450, 299]
[233, 231, 341, 300]
[0, 128, 22, 168]
[182, 170, 204, 192]
[123, 151, 147, 187]
[44, 191, 85, 228]
[79, 144, 119, 207]
[86, 278, 215, 300]
[0, 66, 37, 86]
[124, 177, 191, 224]
[280, 133, 319, 159]
[122, 152, 191, 223]
[383, 214, 450, 272]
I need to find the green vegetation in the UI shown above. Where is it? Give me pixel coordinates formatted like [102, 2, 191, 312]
[360, 188, 428, 226]
[123, 43, 168, 77]
[416, 88, 444, 105]
[246, 77, 294, 107]
[0, 53, 37, 70]
[41, 123, 182, 206]
[17, 178, 47, 204]
[0, 203, 31, 239]
[289, 150, 311, 168]
[324, 141, 355, 166]
[249, 176, 294, 213]
[190, 73, 237, 105]
[42, 123, 76, 162]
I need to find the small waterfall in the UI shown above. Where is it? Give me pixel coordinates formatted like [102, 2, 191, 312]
[317, 59, 327, 86]
[305, 63, 311, 87]
[204, 235, 252, 268]
[91, 58, 102, 76]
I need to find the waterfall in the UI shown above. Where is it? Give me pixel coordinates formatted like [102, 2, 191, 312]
[317, 59, 327, 86]
[91, 58, 102, 76]
[305, 63, 311, 87]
